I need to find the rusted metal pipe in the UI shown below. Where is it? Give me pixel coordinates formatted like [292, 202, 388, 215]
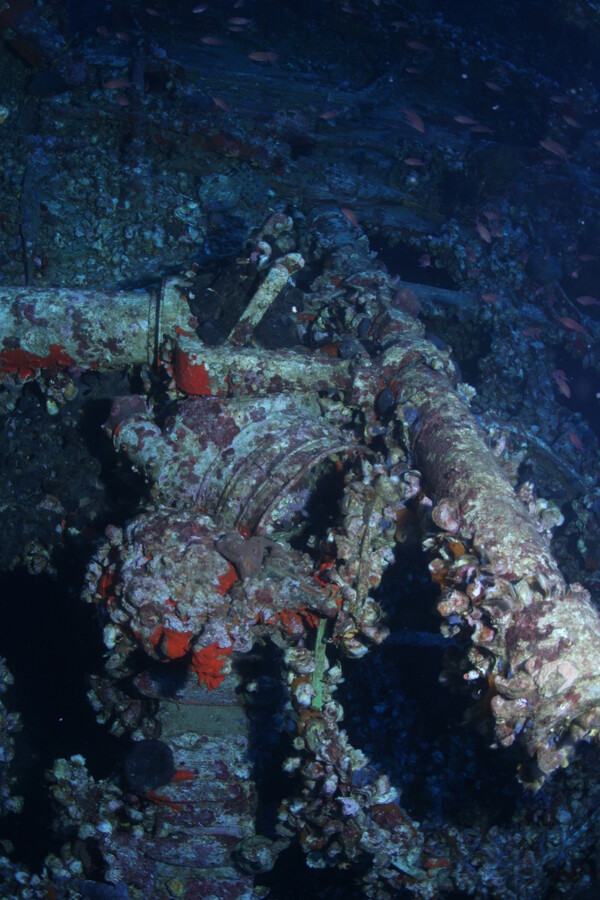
[0, 279, 191, 377]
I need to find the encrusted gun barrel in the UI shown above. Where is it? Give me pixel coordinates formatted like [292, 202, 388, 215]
[0, 280, 191, 376]
[377, 349, 600, 781]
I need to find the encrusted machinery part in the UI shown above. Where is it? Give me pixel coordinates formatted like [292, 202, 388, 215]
[397, 358, 600, 780]
[0, 281, 192, 376]
[44, 672, 261, 899]
[109, 394, 360, 535]
[122, 670, 259, 899]
[17, 204, 599, 897]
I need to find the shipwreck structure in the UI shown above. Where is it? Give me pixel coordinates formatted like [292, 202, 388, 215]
[2, 208, 600, 897]
[2, 0, 600, 896]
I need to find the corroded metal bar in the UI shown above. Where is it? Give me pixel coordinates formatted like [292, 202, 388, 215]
[387, 351, 563, 588]
[391, 353, 600, 781]
[0, 280, 191, 376]
[228, 252, 305, 345]
[173, 333, 355, 397]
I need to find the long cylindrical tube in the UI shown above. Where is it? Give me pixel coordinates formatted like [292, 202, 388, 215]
[0, 279, 191, 376]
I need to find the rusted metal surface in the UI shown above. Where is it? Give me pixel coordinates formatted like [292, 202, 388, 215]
[46, 674, 258, 900]
[0, 281, 191, 376]
[127, 672, 258, 899]
[110, 394, 359, 533]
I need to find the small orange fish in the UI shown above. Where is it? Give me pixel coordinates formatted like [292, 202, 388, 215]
[454, 115, 478, 125]
[470, 124, 494, 134]
[405, 66, 423, 75]
[578, 254, 597, 261]
[145, 7, 160, 15]
[103, 79, 131, 90]
[212, 96, 229, 111]
[481, 292, 501, 303]
[484, 81, 504, 93]
[201, 35, 224, 45]
[476, 221, 492, 244]
[576, 295, 600, 306]
[170, 769, 196, 782]
[115, 31, 130, 41]
[229, 17, 252, 24]
[192, 3, 208, 11]
[318, 110, 340, 120]
[562, 114, 582, 128]
[340, 207, 359, 227]
[402, 108, 425, 133]
[552, 369, 571, 397]
[144, 790, 183, 812]
[404, 157, 425, 166]
[114, 94, 129, 106]
[568, 431, 584, 452]
[482, 209, 499, 221]
[96, 25, 109, 36]
[418, 253, 431, 267]
[522, 326, 542, 338]
[539, 138, 568, 161]
[550, 94, 569, 104]
[558, 316, 586, 334]
[406, 40, 430, 52]
[248, 51, 279, 63]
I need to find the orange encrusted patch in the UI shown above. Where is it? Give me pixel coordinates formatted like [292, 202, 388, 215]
[215, 562, 238, 595]
[98, 569, 116, 607]
[269, 607, 320, 633]
[175, 325, 196, 338]
[149, 626, 163, 649]
[0, 343, 75, 379]
[163, 629, 193, 659]
[299, 606, 320, 628]
[144, 790, 184, 813]
[190, 642, 232, 689]
[173, 346, 212, 396]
